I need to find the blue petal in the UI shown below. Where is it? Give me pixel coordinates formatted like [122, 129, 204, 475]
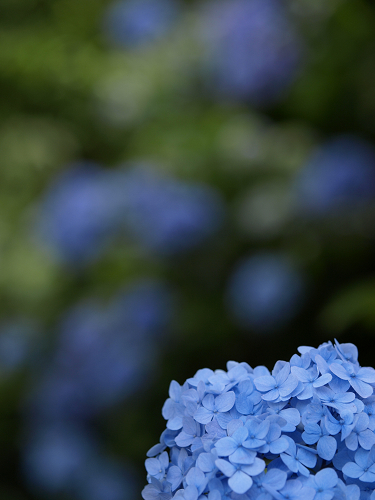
[314, 468, 338, 489]
[345, 432, 359, 451]
[175, 431, 194, 448]
[183, 485, 199, 500]
[262, 389, 280, 401]
[358, 367, 375, 383]
[313, 373, 332, 387]
[215, 391, 236, 412]
[232, 426, 249, 444]
[297, 447, 317, 468]
[263, 468, 287, 489]
[145, 458, 162, 476]
[202, 394, 215, 411]
[166, 466, 183, 491]
[230, 448, 257, 465]
[216, 411, 233, 429]
[350, 378, 373, 398]
[280, 453, 299, 473]
[186, 467, 206, 493]
[215, 458, 236, 477]
[330, 363, 350, 381]
[182, 416, 197, 435]
[242, 457, 266, 476]
[254, 376, 277, 392]
[228, 470, 253, 494]
[291, 367, 310, 383]
[169, 380, 181, 400]
[279, 375, 298, 398]
[317, 435, 337, 461]
[358, 429, 375, 450]
[215, 437, 238, 457]
[194, 407, 213, 425]
[275, 363, 291, 386]
[270, 437, 289, 454]
[354, 447, 370, 469]
[196, 452, 215, 473]
[342, 462, 363, 479]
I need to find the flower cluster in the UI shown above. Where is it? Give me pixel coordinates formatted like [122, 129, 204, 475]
[142, 340, 375, 500]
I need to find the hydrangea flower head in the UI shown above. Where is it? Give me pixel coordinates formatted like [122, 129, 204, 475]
[143, 340, 375, 499]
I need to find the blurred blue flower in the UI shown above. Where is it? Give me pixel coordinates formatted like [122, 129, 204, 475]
[76, 458, 137, 500]
[0, 319, 37, 374]
[36, 162, 123, 265]
[23, 423, 136, 499]
[295, 135, 375, 215]
[112, 279, 173, 339]
[22, 423, 95, 493]
[226, 252, 305, 331]
[199, 0, 301, 105]
[29, 280, 172, 420]
[102, 0, 179, 49]
[119, 166, 224, 255]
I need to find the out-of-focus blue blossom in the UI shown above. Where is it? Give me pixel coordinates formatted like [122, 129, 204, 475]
[76, 458, 137, 500]
[23, 423, 136, 499]
[0, 319, 37, 374]
[226, 252, 305, 331]
[143, 339, 374, 499]
[102, 0, 179, 49]
[22, 423, 95, 493]
[36, 162, 123, 265]
[111, 279, 173, 339]
[295, 136, 375, 216]
[28, 280, 172, 420]
[119, 166, 224, 255]
[199, 0, 302, 105]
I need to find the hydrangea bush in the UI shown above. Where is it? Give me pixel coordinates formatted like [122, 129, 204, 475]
[142, 340, 375, 500]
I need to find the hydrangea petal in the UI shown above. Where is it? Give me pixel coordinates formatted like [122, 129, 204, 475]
[228, 470, 253, 494]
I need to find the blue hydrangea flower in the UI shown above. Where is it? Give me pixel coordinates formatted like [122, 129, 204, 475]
[272, 479, 315, 500]
[254, 362, 298, 402]
[306, 468, 339, 500]
[329, 363, 375, 399]
[102, 0, 179, 49]
[343, 447, 375, 482]
[295, 135, 375, 216]
[226, 252, 305, 331]
[246, 468, 287, 500]
[142, 340, 375, 500]
[199, 0, 302, 106]
[194, 391, 236, 425]
[280, 436, 317, 476]
[215, 457, 265, 494]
